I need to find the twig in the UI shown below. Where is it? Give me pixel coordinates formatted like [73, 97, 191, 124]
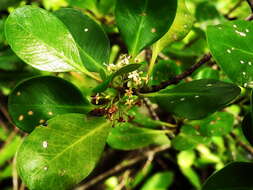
[12, 156, 18, 190]
[145, 53, 212, 92]
[142, 98, 160, 121]
[230, 133, 253, 155]
[76, 145, 170, 190]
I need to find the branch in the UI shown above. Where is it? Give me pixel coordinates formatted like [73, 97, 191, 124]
[145, 53, 212, 92]
[230, 133, 253, 156]
[76, 145, 170, 190]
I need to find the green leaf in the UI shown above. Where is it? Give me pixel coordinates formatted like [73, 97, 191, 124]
[115, 0, 177, 57]
[177, 150, 201, 188]
[206, 20, 253, 88]
[8, 76, 92, 133]
[0, 136, 21, 166]
[172, 125, 210, 151]
[242, 113, 253, 146]
[54, 8, 110, 74]
[66, 0, 97, 11]
[149, 60, 181, 86]
[140, 171, 174, 190]
[152, 0, 195, 54]
[5, 6, 98, 80]
[193, 67, 220, 80]
[17, 113, 111, 190]
[0, 19, 5, 43]
[143, 79, 240, 119]
[107, 123, 170, 150]
[202, 162, 253, 190]
[198, 112, 234, 137]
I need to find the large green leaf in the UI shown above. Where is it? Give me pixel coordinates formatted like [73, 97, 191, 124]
[54, 8, 110, 74]
[8, 76, 91, 133]
[202, 162, 253, 190]
[206, 20, 253, 87]
[107, 123, 170, 150]
[17, 113, 111, 190]
[5, 6, 97, 80]
[115, 0, 177, 57]
[143, 79, 240, 119]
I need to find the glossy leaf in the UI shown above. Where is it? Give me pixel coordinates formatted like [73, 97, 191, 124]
[17, 113, 111, 190]
[152, 0, 194, 54]
[143, 79, 240, 119]
[202, 162, 253, 190]
[5, 6, 95, 78]
[115, 0, 177, 57]
[54, 8, 110, 73]
[242, 113, 253, 146]
[107, 123, 170, 150]
[8, 76, 91, 133]
[207, 20, 253, 87]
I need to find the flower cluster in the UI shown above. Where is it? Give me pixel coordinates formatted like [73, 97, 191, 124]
[105, 54, 131, 72]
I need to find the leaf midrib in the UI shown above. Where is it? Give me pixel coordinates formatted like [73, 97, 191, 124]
[31, 121, 110, 178]
[131, 0, 148, 56]
[144, 91, 221, 98]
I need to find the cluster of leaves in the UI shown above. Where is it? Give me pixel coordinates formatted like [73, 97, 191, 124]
[1, 0, 253, 190]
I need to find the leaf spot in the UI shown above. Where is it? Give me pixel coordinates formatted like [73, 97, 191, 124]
[248, 61, 252, 66]
[39, 119, 45, 124]
[16, 91, 21, 96]
[151, 28, 157, 33]
[227, 49, 231, 54]
[195, 95, 200, 98]
[84, 28, 89, 32]
[235, 30, 246, 37]
[240, 60, 245, 64]
[140, 12, 147, 16]
[242, 72, 246, 76]
[44, 166, 48, 171]
[48, 111, 53, 116]
[180, 98, 185, 101]
[246, 29, 250, 33]
[28, 110, 34, 115]
[233, 24, 237, 28]
[42, 141, 48, 148]
[206, 84, 212, 87]
[18, 115, 24, 121]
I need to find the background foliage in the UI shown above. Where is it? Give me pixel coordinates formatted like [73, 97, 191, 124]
[1, 0, 253, 190]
